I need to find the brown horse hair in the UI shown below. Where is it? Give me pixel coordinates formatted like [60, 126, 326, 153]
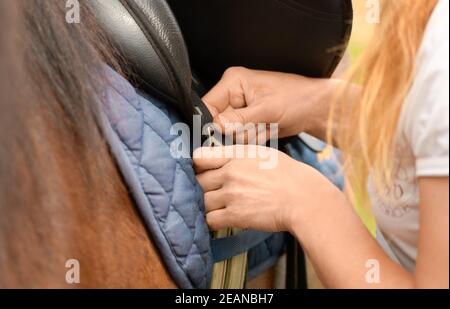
[0, 0, 124, 208]
[0, 0, 176, 288]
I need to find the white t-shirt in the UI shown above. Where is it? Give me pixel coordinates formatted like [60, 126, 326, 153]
[369, 0, 449, 273]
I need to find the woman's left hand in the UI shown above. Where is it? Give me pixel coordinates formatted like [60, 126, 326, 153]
[193, 145, 343, 233]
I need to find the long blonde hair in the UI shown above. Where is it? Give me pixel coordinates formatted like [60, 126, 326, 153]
[331, 0, 439, 197]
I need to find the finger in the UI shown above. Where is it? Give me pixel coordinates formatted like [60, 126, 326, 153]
[203, 80, 243, 118]
[204, 190, 227, 213]
[203, 68, 247, 117]
[206, 209, 230, 231]
[202, 80, 228, 118]
[234, 125, 273, 145]
[193, 147, 232, 173]
[216, 103, 274, 132]
[196, 169, 225, 192]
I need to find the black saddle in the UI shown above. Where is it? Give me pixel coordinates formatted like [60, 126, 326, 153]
[90, 0, 352, 127]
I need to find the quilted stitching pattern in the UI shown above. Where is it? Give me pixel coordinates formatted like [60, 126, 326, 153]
[101, 67, 212, 288]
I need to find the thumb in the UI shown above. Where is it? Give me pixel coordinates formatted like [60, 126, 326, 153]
[203, 79, 237, 118]
[215, 104, 271, 131]
[203, 68, 248, 117]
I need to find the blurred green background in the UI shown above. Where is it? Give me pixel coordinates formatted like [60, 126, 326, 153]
[348, 0, 376, 61]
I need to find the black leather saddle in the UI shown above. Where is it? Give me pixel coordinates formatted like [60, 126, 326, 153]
[90, 0, 352, 129]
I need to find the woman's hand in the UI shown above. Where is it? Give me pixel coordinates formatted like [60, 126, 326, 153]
[203, 67, 336, 141]
[193, 145, 343, 233]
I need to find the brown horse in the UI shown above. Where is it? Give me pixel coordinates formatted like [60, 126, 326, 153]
[0, 0, 273, 288]
[0, 0, 176, 288]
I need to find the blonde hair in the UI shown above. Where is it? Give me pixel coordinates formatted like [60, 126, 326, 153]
[330, 0, 439, 198]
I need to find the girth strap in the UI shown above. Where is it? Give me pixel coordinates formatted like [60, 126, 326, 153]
[211, 231, 273, 263]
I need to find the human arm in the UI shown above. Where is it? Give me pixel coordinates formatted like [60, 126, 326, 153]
[194, 146, 449, 288]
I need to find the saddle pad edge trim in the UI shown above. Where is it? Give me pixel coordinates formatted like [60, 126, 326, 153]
[99, 111, 196, 289]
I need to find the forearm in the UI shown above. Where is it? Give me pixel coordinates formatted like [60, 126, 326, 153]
[300, 78, 336, 141]
[302, 51, 354, 141]
[302, 78, 361, 143]
[290, 188, 415, 288]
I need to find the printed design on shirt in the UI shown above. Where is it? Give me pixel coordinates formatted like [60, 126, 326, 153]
[370, 137, 419, 218]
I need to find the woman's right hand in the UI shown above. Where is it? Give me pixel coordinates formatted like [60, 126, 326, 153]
[203, 67, 335, 141]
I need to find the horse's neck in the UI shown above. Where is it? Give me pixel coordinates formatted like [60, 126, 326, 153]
[0, 124, 176, 288]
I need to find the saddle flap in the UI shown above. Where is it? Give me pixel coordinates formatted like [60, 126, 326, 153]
[90, 0, 194, 120]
